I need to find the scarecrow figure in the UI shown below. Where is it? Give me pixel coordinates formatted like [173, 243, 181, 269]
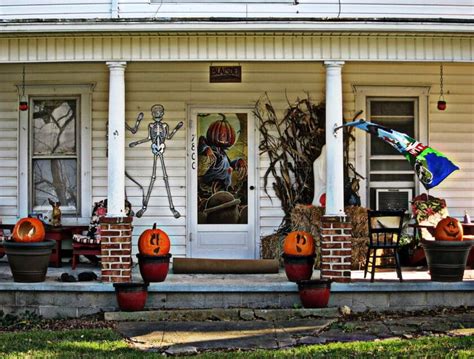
[126, 104, 183, 218]
[198, 113, 247, 193]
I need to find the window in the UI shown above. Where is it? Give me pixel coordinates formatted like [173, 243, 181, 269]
[31, 98, 80, 214]
[367, 98, 417, 211]
[18, 85, 93, 221]
[353, 86, 429, 211]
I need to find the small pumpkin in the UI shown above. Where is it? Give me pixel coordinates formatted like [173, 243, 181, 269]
[138, 223, 171, 256]
[434, 217, 464, 241]
[12, 217, 45, 243]
[283, 231, 315, 256]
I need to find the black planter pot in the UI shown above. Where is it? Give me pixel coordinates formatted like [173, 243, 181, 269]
[421, 239, 474, 282]
[3, 240, 55, 282]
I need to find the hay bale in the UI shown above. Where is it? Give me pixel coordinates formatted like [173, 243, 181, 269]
[346, 206, 369, 270]
[260, 233, 283, 260]
[351, 236, 369, 270]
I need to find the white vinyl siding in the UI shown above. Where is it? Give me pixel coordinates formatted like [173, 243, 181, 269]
[0, 61, 472, 257]
[0, 1, 472, 20]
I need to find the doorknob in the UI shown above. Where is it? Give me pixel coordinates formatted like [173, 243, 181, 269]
[249, 186, 255, 190]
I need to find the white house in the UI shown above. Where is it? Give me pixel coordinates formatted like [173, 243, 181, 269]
[0, 2, 472, 279]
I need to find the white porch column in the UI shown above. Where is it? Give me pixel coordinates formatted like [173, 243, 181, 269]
[324, 61, 345, 216]
[106, 61, 127, 217]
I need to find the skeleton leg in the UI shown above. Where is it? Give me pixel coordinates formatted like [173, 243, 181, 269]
[135, 154, 158, 218]
[159, 154, 181, 218]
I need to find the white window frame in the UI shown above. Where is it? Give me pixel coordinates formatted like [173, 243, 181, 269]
[18, 84, 93, 223]
[353, 85, 430, 208]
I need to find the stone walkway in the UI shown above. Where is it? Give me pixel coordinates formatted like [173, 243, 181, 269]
[115, 308, 474, 355]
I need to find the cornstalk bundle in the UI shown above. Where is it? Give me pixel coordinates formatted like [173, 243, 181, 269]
[255, 93, 326, 232]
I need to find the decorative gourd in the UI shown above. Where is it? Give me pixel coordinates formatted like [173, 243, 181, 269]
[206, 117, 236, 148]
[138, 223, 171, 256]
[283, 231, 315, 256]
[434, 217, 464, 241]
[12, 217, 45, 243]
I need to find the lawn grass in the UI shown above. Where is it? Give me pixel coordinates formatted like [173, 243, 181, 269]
[0, 329, 472, 358]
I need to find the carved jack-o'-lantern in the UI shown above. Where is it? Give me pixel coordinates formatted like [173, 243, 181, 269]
[434, 217, 464, 241]
[206, 117, 236, 148]
[12, 217, 45, 243]
[283, 231, 315, 256]
[138, 223, 171, 256]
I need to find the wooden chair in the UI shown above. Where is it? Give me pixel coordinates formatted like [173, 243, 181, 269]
[364, 210, 405, 282]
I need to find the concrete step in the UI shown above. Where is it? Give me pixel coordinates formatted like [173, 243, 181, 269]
[104, 307, 340, 322]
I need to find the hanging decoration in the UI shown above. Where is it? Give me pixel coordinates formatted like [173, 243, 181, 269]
[437, 64, 447, 111]
[126, 104, 183, 218]
[19, 65, 28, 112]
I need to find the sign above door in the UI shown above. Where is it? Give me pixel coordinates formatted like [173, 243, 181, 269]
[209, 66, 241, 83]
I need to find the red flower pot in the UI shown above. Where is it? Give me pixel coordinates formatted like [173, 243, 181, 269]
[282, 254, 315, 282]
[137, 253, 171, 282]
[113, 282, 148, 311]
[297, 279, 331, 308]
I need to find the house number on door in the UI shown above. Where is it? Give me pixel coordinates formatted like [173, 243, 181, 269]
[191, 134, 196, 169]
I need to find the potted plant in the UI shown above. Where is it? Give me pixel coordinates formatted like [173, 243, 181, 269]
[3, 217, 55, 282]
[422, 217, 474, 282]
[113, 282, 149, 311]
[281, 231, 315, 282]
[297, 278, 332, 308]
[136, 223, 172, 282]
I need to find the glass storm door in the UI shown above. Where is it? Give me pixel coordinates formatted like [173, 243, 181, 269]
[188, 109, 256, 259]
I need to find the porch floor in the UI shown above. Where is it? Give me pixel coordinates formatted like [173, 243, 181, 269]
[0, 256, 472, 287]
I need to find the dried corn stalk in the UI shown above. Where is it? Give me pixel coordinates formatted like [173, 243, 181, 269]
[255, 94, 326, 232]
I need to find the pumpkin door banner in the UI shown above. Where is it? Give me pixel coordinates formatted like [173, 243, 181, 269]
[197, 113, 248, 224]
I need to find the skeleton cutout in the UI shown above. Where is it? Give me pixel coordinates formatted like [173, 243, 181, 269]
[126, 104, 183, 218]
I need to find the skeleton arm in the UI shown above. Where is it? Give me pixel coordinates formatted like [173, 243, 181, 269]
[126, 112, 144, 134]
[167, 121, 184, 140]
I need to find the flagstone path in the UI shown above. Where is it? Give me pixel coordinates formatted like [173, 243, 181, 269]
[116, 308, 474, 355]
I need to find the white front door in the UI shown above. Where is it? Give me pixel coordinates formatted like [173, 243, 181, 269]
[188, 108, 256, 259]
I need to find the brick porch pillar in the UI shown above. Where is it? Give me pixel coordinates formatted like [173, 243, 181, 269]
[321, 215, 352, 283]
[99, 216, 132, 283]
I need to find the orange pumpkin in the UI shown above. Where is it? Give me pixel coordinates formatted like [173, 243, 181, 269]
[434, 217, 464, 241]
[283, 231, 315, 256]
[12, 217, 45, 243]
[138, 223, 171, 256]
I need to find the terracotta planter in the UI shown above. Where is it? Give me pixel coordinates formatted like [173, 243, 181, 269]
[113, 282, 149, 311]
[297, 279, 332, 308]
[421, 239, 474, 282]
[282, 254, 315, 282]
[136, 253, 172, 282]
[3, 240, 55, 282]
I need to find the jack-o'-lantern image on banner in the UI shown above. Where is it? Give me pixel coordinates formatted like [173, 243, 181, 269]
[197, 113, 248, 225]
